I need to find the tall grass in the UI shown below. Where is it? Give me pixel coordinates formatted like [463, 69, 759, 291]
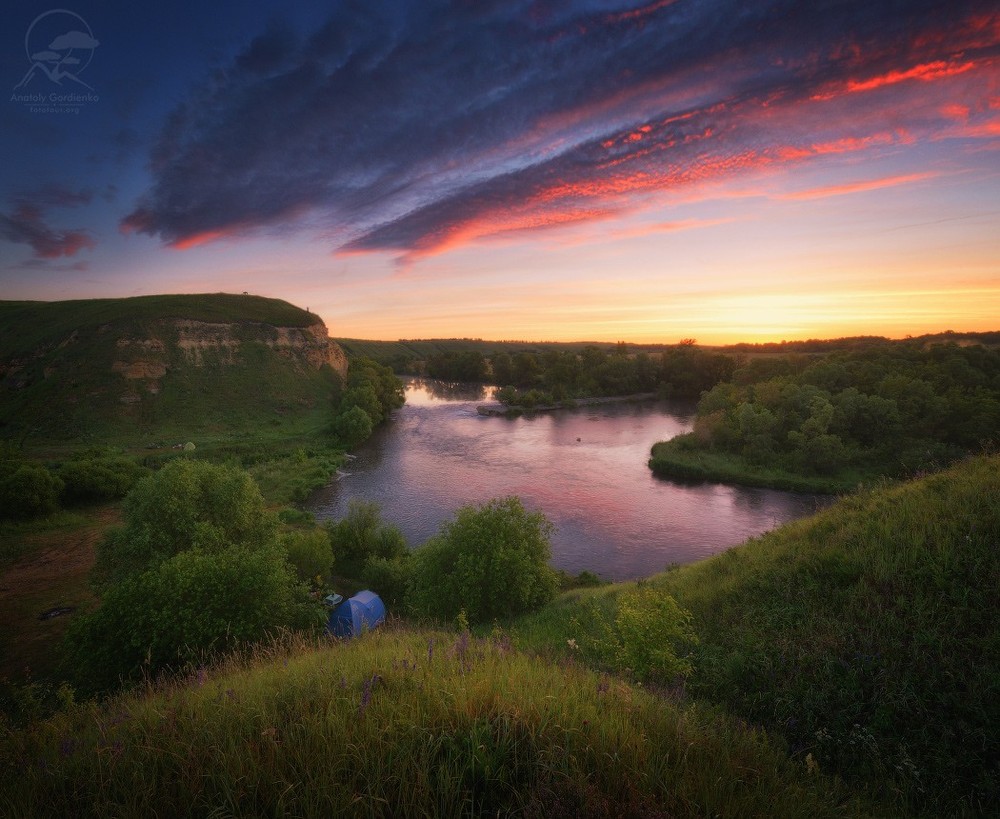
[513, 455, 1000, 815]
[0, 625, 875, 818]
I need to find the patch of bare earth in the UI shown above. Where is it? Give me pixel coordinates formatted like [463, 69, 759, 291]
[0, 506, 120, 681]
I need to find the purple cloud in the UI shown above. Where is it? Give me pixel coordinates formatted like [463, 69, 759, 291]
[122, 0, 1000, 258]
[0, 188, 96, 259]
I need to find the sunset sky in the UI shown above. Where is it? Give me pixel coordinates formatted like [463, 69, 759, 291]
[2, 0, 998, 344]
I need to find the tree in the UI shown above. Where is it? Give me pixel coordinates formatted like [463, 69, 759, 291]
[65, 544, 318, 694]
[0, 461, 63, 520]
[333, 405, 373, 447]
[327, 500, 407, 576]
[92, 459, 276, 588]
[70, 461, 322, 694]
[409, 496, 557, 623]
[282, 527, 334, 583]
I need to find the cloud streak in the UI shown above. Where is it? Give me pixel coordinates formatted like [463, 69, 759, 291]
[0, 187, 96, 260]
[123, 0, 1000, 260]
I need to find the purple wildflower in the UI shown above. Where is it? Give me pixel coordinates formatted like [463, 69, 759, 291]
[357, 673, 382, 716]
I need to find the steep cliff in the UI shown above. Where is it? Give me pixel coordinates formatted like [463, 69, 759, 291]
[0, 294, 348, 442]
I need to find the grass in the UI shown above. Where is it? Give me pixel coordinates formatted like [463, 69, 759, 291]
[0, 455, 994, 816]
[648, 439, 870, 493]
[511, 455, 1000, 815]
[0, 293, 319, 359]
[0, 626, 878, 818]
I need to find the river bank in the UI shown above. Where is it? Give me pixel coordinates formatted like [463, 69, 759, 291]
[477, 392, 659, 416]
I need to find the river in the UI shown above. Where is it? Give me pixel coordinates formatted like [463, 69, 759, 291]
[308, 378, 831, 581]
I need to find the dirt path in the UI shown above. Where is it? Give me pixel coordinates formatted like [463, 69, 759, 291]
[0, 505, 119, 681]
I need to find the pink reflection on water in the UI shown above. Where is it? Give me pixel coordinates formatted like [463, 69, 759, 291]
[310, 379, 829, 581]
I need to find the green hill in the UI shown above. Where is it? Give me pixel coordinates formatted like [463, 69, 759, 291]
[0, 294, 348, 445]
[0, 626, 876, 818]
[2, 457, 994, 816]
[513, 454, 1000, 815]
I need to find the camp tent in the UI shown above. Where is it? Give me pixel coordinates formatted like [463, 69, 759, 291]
[327, 590, 386, 638]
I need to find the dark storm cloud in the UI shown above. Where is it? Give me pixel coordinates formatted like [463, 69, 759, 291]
[0, 187, 96, 259]
[122, 0, 1000, 255]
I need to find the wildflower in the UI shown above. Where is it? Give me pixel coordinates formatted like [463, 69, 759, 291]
[59, 737, 76, 758]
[567, 638, 579, 651]
[452, 630, 470, 661]
[358, 673, 382, 716]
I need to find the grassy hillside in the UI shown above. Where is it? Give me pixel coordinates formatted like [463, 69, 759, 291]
[0, 294, 319, 358]
[0, 626, 876, 818]
[0, 294, 342, 446]
[511, 455, 1000, 815]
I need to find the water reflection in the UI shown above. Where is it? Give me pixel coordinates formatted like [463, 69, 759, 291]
[309, 378, 831, 581]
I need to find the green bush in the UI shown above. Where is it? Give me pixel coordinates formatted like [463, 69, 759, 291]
[282, 527, 333, 583]
[409, 497, 557, 624]
[57, 456, 148, 504]
[576, 584, 698, 683]
[65, 544, 321, 694]
[361, 555, 411, 609]
[332, 405, 373, 447]
[0, 461, 63, 520]
[327, 500, 407, 576]
[93, 459, 276, 588]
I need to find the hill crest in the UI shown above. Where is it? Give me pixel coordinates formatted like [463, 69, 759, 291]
[0, 293, 347, 443]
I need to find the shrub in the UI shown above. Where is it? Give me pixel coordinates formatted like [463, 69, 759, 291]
[58, 456, 148, 504]
[576, 584, 698, 683]
[327, 500, 406, 576]
[409, 497, 557, 624]
[0, 462, 63, 520]
[92, 459, 276, 588]
[282, 527, 333, 583]
[65, 544, 321, 695]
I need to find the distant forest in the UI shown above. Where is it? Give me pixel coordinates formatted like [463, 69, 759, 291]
[337, 332, 1000, 487]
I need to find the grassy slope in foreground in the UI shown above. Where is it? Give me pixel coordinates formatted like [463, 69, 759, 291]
[0, 628, 875, 819]
[513, 455, 1000, 815]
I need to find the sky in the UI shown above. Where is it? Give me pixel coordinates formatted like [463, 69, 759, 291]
[1, 0, 998, 344]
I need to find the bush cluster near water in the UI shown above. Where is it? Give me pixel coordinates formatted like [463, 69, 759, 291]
[650, 342, 1000, 488]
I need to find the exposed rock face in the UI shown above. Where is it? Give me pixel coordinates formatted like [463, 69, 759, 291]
[0, 295, 349, 438]
[113, 318, 348, 390]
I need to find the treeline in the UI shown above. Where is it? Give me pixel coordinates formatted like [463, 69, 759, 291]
[427, 344, 736, 403]
[0, 445, 148, 521]
[652, 342, 1000, 486]
[722, 330, 1000, 354]
[331, 357, 405, 446]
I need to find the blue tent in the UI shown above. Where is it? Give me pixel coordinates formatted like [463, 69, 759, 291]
[327, 590, 386, 638]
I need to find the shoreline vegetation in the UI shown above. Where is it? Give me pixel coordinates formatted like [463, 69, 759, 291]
[648, 439, 866, 494]
[477, 391, 659, 416]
